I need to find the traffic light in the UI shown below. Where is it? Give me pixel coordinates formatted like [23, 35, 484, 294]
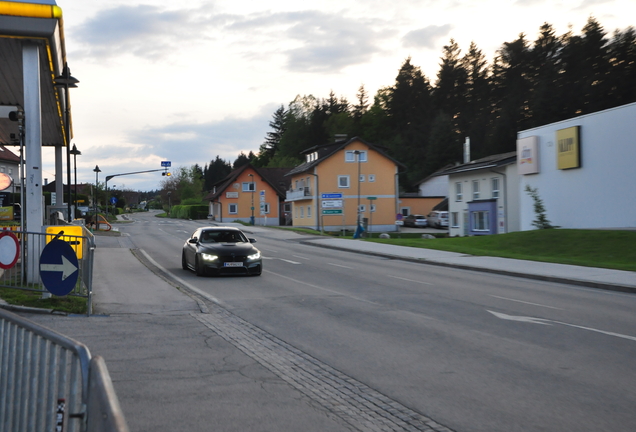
[162, 171, 171, 176]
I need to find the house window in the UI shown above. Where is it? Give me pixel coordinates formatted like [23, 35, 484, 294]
[338, 175, 350, 188]
[284, 203, 291, 212]
[401, 208, 409, 216]
[455, 182, 463, 202]
[228, 203, 238, 214]
[300, 206, 304, 218]
[359, 174, 365, 182]
[472, 180, 480, 200]
[451, 212, 459, 228]
[345, 150, 367, 162]
[370, 204, 376, 213]
[307, 205, 311, 218]
[358, 204, 366, 213]
[472, 211, 489, 231]
[242, 182, 255, 192]
[8, 168, 12, 175]
[492, 178, 500, 198]
[368, 174, 375, 182]
[262, 203, 270, 214]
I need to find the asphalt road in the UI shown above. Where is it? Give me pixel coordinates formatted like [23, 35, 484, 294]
[117, 212, 636, 432]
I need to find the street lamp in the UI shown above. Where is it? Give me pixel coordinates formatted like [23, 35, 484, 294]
[70, 144, 81, 216]
[248, 173, 255, 225]
[167, 191, 171, 216]
[54, 63, 79, 221]
[93, 165, 101, 230]
[354, 150, 362, 228]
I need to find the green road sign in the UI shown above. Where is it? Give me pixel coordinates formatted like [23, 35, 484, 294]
[367, 196, 377, 200]
[322, 209, 343, 215]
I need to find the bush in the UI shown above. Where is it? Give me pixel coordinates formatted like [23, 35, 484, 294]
[170, 205, 208, 219]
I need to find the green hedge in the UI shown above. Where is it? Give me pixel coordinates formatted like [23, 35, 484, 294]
[171, 205, 208, 220]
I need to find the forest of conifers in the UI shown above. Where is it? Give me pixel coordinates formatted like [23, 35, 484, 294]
[203, 17, 636, 192]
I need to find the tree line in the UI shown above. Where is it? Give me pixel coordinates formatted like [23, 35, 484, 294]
[170, 17, 636, 200]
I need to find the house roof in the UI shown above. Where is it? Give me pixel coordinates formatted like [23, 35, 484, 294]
[433, 151, 517, 176]
[284, 136, 406, 177]
[0, 145, 19, 163]
[204, 164, 292, 201]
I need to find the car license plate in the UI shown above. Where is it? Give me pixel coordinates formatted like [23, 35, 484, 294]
[223, 262, 243, 267]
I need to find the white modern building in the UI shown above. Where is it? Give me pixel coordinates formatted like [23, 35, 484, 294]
[517, 102, 636, 231]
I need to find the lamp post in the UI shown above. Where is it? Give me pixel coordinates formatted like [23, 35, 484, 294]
[248, 173, 255, 225]
[54, 63, 79, 221]
[354, 150, 362, 228]
[70, 144, 81, 216]
[93, 165, 101, 230]
[167, 191, 171, 216]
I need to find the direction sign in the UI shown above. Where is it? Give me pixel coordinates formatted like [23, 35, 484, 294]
[322, 209, 343, 215]
[161, 161, 171, 167]
[321, 193, 342, 199]
[321, 200, 343, 208]
[39, 239, 79, 296]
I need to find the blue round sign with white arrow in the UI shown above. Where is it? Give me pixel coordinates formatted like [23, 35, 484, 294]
[39, 239, 79, 296]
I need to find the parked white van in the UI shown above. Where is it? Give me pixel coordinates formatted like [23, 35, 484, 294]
[427, 211, 449, 228]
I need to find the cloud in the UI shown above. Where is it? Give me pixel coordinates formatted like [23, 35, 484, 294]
[70, 4, 217, 60]
[128, 104, 278, 166]
[402, 24, 453, 49]
[71, 6, 391, 71]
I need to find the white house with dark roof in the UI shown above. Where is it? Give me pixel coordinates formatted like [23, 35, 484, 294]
[435, 151, 519, 237]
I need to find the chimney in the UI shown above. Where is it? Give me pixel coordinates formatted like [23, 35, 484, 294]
[334, 134, 348, 142]
[463, 137, 470, 164]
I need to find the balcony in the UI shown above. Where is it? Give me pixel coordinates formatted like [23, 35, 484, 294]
[286, 187, 312, 202]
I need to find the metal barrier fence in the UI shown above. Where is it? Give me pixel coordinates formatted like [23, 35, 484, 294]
[0, 226, 95, 315]
[0, 308, 129, 432]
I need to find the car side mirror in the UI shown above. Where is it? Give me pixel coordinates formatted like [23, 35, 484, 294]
[249, 238, 257, 243]
[189, 238, 198, 244]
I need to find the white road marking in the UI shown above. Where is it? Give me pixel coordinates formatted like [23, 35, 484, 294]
[388, 275, 433, 285]
[489, 295, 563, 310]
[328, 263, 353, 269]
[292, 255, 310, 260]
[262, 256, 301, 264]
[261, 248, 279, 252]
[488, 310, 636, 342]
[138, 249, 222, 306]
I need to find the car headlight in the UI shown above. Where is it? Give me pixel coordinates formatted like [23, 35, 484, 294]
[247, 251, 261, 261]
[201, 253, 218, 261]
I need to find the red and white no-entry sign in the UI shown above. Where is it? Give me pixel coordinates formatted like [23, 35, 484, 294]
[0, 230, 20, 269]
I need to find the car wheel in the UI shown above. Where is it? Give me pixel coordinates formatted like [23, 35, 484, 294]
[195, 256, 206, 276]
[182, 251, 188, 270]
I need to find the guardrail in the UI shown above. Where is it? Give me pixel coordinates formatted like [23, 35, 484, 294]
[0, 226, 95, 315]
[0, 308, 129, 432]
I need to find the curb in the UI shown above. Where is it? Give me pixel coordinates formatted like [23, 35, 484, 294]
[300, 240, 636, 295]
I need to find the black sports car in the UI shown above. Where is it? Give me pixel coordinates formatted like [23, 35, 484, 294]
[182, 227, 262, 276]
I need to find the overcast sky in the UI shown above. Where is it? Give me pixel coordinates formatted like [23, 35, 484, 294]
[43, 0, 633, 192]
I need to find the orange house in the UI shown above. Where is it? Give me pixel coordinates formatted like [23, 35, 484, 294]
[285, 137, 406, 232]
[205, 164, 290, 226]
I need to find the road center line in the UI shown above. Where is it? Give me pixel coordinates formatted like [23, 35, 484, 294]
[388, 275, 433, 285]
[327, 263, 353, 269]
[489, 295, 563, 310]
[292, 255, 310, 260]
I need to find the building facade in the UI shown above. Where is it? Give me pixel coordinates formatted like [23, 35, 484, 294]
[517, 102, 636, 230]
[436, 152, 519, 237]
[205, 164, 290, 226]
[285, 137, 405, 232]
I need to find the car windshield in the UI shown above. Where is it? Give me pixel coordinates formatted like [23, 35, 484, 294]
[200, 230, 246, 243]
